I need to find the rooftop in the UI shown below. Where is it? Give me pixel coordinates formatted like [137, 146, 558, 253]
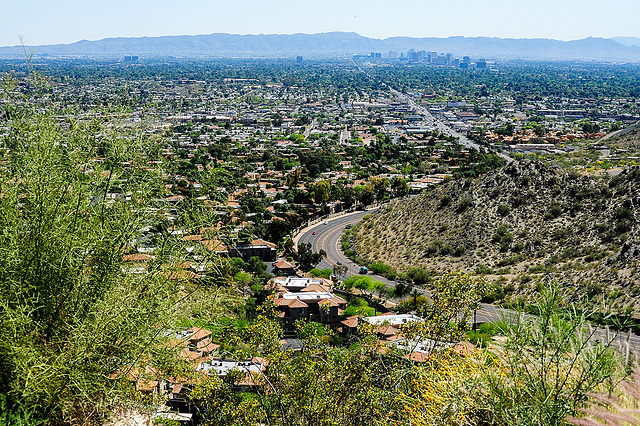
[364, 314, 423, 326]
[196, 359, 263, 376]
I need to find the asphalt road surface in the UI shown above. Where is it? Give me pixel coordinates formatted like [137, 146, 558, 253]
[390, 88, 514, 164]
[298, 209, 513, 324]
[349, 58, 511, 164]
[297, 210, 640, 351]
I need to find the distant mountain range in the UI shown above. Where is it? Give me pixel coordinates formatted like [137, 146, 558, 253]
[1, 32, 640, 61]
[612, 37, 640, 47]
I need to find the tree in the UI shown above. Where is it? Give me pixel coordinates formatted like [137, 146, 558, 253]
[393, 281, 411, 298]
[390, 176, 410, 198]
[0, 72, 181, 423]
[341, 186, 355, 209]
[496, 123, 514, 137]
[394, 272, 487, 344]
[332, 264, 348, 281]
[411, 289, 421, 310]
[246, 256, 267, 276]
[581, 121, 600, 134]
[354, 184, 374, 206]
[271, 112, 283, 127]
[191, 302, 491, 426]
[311, 180, 331, 214]
[369, 176, 389, 202]
[295, 243, 326, 272]
[342, 275, 384, 298]
[234, 271, 254, 296]
[416, 272, 487, 344]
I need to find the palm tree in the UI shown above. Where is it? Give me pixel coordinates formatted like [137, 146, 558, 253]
[411, 289, 421, 310]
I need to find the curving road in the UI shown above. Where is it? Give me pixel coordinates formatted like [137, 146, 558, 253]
[297, 211, 640, 350]
[298, 210, 371, 279]
[298, 209, 508, 323]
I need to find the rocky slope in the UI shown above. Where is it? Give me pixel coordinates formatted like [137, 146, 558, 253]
[352, 160, 640, 310]
[609, 122, 640, 153]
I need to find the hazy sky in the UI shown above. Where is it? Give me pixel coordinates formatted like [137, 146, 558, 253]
[3, 0, 639, 47]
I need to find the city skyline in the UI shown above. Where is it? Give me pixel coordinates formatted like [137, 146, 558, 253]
[2, 0, 640, 48]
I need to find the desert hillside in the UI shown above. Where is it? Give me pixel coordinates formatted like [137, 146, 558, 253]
[608, 122, 640, 153]
[351, 160, 640, 309]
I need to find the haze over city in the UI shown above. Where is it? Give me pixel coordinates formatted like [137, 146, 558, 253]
[3, 0, 640, 47]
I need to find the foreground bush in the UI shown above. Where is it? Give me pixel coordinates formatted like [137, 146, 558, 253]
[0, 71, 180, 424]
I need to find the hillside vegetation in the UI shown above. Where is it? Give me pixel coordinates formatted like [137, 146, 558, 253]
[352, 160, 640, 311]
[609, 122, 640, 153]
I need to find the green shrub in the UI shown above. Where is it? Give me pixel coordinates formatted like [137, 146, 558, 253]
[496, 254, 525, 267]
[615, 220, 631, 235]
[309, 268, 333, 279]
[405, 266, 431, 285]
[348, 297, 368, 307]
[369, 262, 391, 275]
[482, 280, 506, 303]
[475, 264, 495, 275]
[456, 197, 473, 213]
[425, 240, 443, 256]
[492, 224, 510, 243]
[497, 204, 511, 216]
[341, 305, 376, 318]
[488, 281, 625, 425]
[614, 206, 633, 220]
[439, 244, 454, 256]
[504, 282, 516, 294]
[478, 322, 498, 335]
[511, 242, 525, 253]
[551, 227, 570, 241]
[467, 330, 492, 348]
[0, 396, 42, 426]
[544, 204, 563, 220]
[528, 264, 548, 273]
[453, 245, 467, 256]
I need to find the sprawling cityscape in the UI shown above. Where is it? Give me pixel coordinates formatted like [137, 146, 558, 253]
[1, 23, 640, 426]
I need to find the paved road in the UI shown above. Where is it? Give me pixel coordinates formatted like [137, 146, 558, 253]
[298, 209, 507, 324]
[297, 211, 640, 351]
[349, 59, 512, 163]
[390, 88, 514, 164]
[339, 129, 351, 145]
[303, 119, 318, 138]
[598, 121, 639, 142]
[298, 210, 370, 278]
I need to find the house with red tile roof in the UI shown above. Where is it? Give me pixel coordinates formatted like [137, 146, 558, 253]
[273, 260, 297, 276]
[271, 290, 347, 335]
